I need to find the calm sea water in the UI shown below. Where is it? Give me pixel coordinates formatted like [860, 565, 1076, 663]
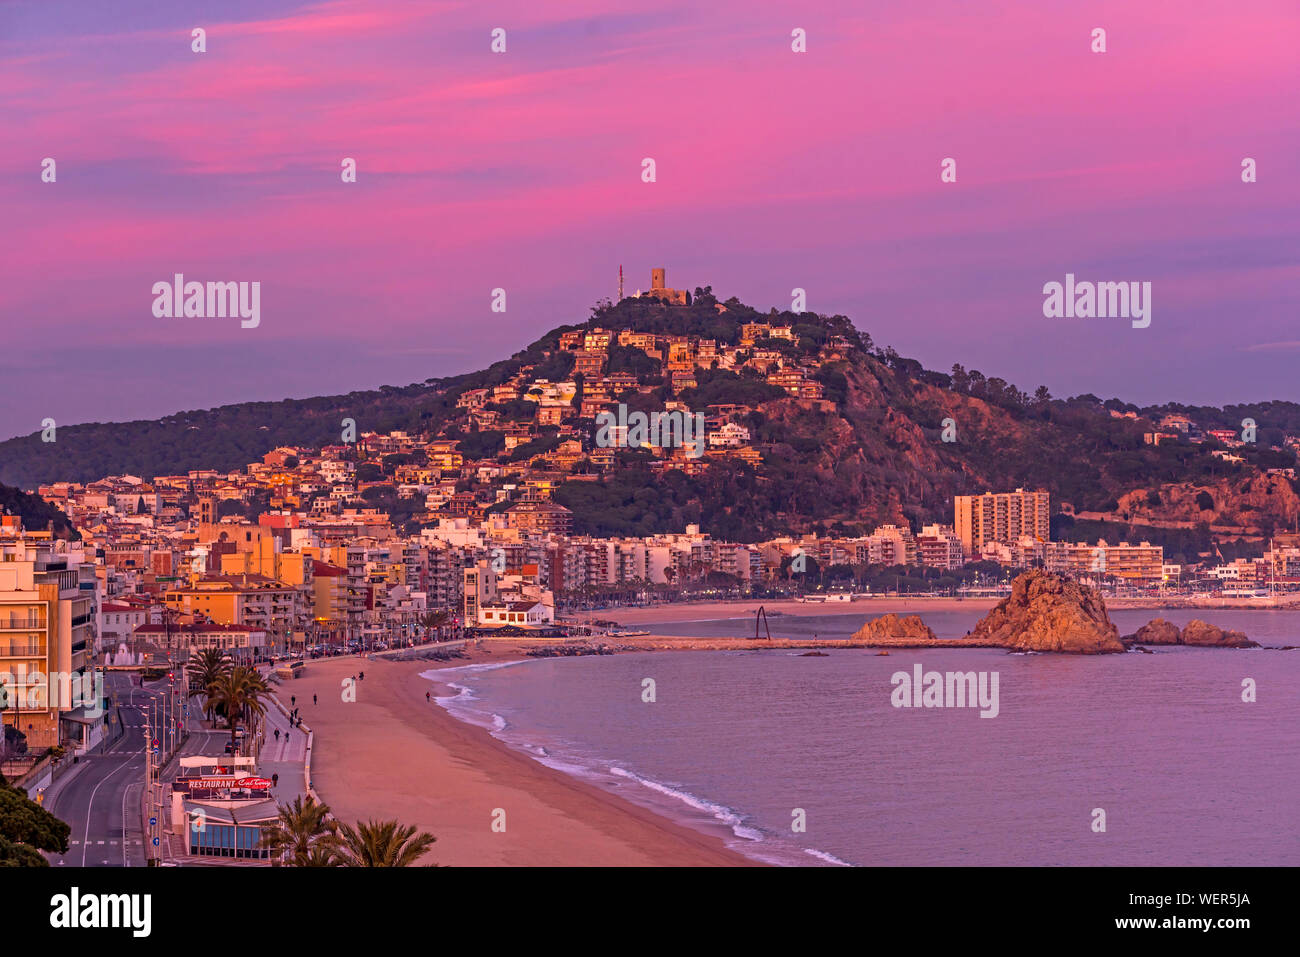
[426, 607, 1300, 866]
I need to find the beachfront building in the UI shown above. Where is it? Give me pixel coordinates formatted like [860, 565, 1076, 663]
[131, 621, 268, 663]
[162, 574, 306, 651]
[170, 755, 276, 860]
[462, 560, 499, 628]
[916, 524, 965, 571]
[865, 524, 918, 566]
[953, 488, 1051, 556]
[0, 518, 99, 753]
[477, 600, 552, 628]
[1042, 540, 1164, 584]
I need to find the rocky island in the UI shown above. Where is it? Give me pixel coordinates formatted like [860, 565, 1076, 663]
[851, 570, 1257, 654]
[1127, 617, 1258, 649]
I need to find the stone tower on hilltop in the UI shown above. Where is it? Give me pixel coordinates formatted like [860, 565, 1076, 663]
[641, 267, 688, 306]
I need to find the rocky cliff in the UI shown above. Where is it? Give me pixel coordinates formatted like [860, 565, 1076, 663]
[851, 613, 937, 643]
[965, 570, 1125, 654]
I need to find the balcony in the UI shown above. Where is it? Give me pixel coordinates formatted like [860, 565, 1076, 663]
[0, 617, 46, 631]
[0, 642, 46, 657]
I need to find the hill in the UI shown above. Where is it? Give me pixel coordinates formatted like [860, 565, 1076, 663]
[1, 286, 1296, 550]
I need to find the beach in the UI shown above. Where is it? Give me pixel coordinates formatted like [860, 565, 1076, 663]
[287, 652, 756, 866]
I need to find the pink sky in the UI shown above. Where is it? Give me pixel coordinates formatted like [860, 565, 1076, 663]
[1, 0, 1297, 439]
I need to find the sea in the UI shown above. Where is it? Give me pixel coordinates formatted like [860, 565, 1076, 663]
[423, 606, 1300, 866]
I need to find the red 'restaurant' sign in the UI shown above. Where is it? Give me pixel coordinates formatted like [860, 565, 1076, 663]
[185, 776, 270, 790]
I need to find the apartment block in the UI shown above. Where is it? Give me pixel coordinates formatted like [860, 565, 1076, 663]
[953, 488, 1051, 555]
[0, 526, 98, 751]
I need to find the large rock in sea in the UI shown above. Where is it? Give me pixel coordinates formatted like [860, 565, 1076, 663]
[1133, 618, 1181, 645]
[968, 570, 1125, 654]
[1180, 619, 1259, 648]
[851, 613, 937, 643]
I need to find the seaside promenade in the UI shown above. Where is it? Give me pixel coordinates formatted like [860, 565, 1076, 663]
[259, 694, 308, 807]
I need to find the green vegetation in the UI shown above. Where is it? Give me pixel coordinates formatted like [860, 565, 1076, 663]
[0, 770, 72, 866]
[333, 819, 438, 867]
[676, 368, 787, 408]
[259, 796, 338, 866]
[203, 666, 271, 749]
[0, 484, 78, 539]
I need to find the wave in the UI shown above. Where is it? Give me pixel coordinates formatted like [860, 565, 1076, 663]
[420, 661, 853, 867]
[607, 765, 765, 842]
[803, 847, 854, 866]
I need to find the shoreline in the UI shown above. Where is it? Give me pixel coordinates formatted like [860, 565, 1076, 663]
[294, 652, 758, 866]
[583, 594, 1300, 626]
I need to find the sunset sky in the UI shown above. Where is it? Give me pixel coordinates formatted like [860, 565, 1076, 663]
[2, 0, 1296, 440]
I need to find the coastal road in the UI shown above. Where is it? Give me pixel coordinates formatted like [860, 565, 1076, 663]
[44, 672, 219, 867]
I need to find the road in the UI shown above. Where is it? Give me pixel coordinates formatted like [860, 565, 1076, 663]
[44, 671, 222, 867]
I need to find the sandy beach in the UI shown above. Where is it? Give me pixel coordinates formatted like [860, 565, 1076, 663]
[287, 652, 756, 866]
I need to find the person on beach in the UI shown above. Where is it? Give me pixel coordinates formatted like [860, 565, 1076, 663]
[359, 671, 365, 681]
[313, 693, 317, 705]
[426, 691, 431, 703]
[291, 695, 296, 707]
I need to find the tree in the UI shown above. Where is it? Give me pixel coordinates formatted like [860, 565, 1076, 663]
[186, 649, 231, 723]
[420, 610, 450, 632]
[259, 796, 338, 866]
[334, 819, 438, 867]
[0, 770, 72, 865]
[204, 666, 271, 748]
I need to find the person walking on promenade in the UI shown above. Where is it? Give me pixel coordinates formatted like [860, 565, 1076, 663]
[274, 728, 280, 743]
[271, 773, 279, 789]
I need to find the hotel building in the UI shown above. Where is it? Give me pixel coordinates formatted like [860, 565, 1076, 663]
[953, 489, 1051, 555]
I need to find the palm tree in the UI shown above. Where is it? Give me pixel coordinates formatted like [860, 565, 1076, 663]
[420, 610, 450, 641]
[334, 819, 437, 867]
[298, 843, 344, 867]
[259, 796, 338, 866]
[204, 665, 270, 749]
[186, 649, 230, 723]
